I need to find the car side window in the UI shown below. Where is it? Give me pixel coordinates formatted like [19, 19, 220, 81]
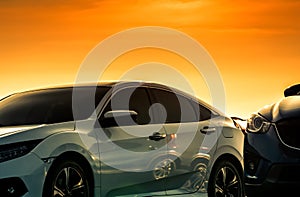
[102, 87, 152, 125]
[190, 99, 213, 121]
[150, 88, 198, 123]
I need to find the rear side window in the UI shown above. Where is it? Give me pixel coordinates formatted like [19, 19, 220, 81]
[190, 100, 213, 121]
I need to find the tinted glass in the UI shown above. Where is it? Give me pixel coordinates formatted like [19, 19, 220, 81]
[0, 87, 110, 126]
[190, 100, 212, 121]
[151, 88, 199, 123]
[102, 87, 152, 125]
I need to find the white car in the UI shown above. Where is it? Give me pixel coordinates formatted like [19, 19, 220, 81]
[0, 81, 245, 197]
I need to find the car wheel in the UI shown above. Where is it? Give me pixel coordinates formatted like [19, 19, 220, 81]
[208, 160, 244, 197]
[43, 159, 92, 197]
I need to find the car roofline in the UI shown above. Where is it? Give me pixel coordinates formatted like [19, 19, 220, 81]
[2, 80, 226, 116]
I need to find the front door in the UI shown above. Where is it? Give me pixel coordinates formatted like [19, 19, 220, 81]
[97, 86, 168, 196]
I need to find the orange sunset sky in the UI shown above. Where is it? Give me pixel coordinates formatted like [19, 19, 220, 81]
[0, 0, 299, 119]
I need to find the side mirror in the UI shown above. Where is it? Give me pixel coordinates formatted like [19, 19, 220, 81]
[284, 84, 300, 97]
[101, 110, 138, 127]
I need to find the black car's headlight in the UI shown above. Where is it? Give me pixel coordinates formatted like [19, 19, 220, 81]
[0, 139, 42, 163]
[247, 114, 271, 133]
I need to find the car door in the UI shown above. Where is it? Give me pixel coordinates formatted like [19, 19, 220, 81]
[97, 86, 168, 196]
[149, 87, 219, 195]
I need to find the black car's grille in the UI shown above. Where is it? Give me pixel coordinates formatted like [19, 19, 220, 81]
[276, 118, 300, 149]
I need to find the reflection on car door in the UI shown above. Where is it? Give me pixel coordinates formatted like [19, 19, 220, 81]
[149, 87, 219, 195]
[97, 86, 168, 196]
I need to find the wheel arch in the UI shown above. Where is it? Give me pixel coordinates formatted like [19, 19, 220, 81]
[207, 153, 245, 197]
[43, 151, 95, 196]
[210, 153, 244, 178]
[211, 142, 244, 171]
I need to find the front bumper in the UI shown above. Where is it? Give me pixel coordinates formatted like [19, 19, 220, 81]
[244, 126, 300, 196]
[0, 152, 50, 196]
[245, 163, 300, 196]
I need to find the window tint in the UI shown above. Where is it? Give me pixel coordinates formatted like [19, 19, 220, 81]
[190, 100, 212, 121]
[0, 87, 110, 126]
[102, 87, 152, 125]
[151, 88, 198, 123]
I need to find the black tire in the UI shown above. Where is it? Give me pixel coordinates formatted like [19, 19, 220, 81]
[43, 159, 92, 197]
[208, 160, 245, 197]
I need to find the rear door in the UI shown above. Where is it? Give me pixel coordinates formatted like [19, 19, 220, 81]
[149, 87, 219, 195]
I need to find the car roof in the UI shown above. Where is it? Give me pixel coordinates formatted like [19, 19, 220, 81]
[17, 81, 175, 93]
[6, 80, 224, 116]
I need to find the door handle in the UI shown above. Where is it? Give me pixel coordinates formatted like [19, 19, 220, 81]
[149, 132, 166, 141]
[200, 126, 216, 134]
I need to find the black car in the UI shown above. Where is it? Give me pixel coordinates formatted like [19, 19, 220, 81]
[244, 83, 300, 196]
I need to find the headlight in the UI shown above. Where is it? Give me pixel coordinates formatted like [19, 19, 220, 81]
[0, 139, 42, 163]
[247, 114, 271, 133]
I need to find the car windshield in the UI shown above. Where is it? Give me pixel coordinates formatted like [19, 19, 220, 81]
[0, 86, 110, 127]
[284, 84, 300, 97]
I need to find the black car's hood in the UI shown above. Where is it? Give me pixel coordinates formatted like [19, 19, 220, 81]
[258, 96, 300, 122]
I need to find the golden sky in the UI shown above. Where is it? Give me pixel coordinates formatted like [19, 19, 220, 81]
[0, 0, 299, 118]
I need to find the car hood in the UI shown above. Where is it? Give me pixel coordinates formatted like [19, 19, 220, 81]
[0, 121, 75, 145]
[258, 96, 300, 122]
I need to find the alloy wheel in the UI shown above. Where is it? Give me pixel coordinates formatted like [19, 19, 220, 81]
[53, 166, 87, 197]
